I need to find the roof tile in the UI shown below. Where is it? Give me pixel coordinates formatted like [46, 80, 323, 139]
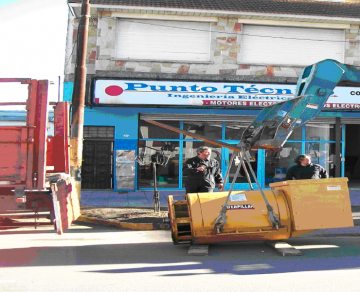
[68, 0, 360, 18]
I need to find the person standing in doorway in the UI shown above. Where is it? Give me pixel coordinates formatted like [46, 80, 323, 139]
[183, 146, 224, 193]
[286, 154, 328, 180]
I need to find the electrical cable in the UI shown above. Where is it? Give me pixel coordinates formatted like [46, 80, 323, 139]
[107, 18, 357, 44]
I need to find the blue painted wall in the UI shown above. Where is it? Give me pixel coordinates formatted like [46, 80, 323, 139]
[84, 107, 138, 150]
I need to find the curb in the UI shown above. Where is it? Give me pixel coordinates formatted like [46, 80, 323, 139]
[299, 232, 360, 238]
[76, 215, 170, 231]
[76, 216, 360, 238]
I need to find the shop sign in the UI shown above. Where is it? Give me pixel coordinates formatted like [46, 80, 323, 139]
[93, 80, 360, 109]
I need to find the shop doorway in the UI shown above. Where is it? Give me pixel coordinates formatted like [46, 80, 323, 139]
[345, 124, 360, 188]
[222, 148, 263, 190]
[82, 126, 114, 190]
[82, 140, 114, 189]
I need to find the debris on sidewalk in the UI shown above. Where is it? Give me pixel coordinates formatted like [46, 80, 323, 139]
[81, 207, 168, 225]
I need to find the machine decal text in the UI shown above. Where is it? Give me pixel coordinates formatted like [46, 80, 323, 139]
[227, 204, 255, 210]
[327, 185, 341, 191]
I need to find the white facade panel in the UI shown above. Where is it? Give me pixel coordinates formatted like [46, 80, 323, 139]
[115, 19, 211, 62]
[239, 25, 345, 66]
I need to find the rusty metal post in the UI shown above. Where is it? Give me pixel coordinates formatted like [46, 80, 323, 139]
[70, 0, 90, 200]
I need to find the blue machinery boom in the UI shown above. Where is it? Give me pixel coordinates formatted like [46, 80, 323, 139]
[239, 59, 360, 151]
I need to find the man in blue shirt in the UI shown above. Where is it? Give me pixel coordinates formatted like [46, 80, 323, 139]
[286, 154, 328, 180]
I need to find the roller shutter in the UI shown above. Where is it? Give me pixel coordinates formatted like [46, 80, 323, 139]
[115, 19, 211, 62]
[239, 25, 345, 66]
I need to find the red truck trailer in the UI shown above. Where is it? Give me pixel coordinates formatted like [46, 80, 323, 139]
[0, 78, 80, 234]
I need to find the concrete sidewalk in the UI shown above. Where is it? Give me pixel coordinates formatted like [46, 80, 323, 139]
[81, 190, 185, 209]
[78, 189, 360, 234]
[80, 189, 360, 209]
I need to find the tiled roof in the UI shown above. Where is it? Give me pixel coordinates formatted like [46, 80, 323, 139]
[68, 0, 360, 18]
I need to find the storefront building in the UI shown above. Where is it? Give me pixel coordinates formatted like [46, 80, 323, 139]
[65, 0, 360, 191]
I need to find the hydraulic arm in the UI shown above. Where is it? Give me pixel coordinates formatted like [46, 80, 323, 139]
[239, 59, 360, 151]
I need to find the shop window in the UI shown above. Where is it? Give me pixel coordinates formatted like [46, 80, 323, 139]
[225, 122, 250, 140]
[224, 149, 257, 185]
[224, 122, 301, 141]
[139, 120, 180, 139]
[288, 126, 302, 141]
[305, 142, 336, 177]
[305, 123, 335, 141]
[265, 142, 301, 186]
[182, 142, 222, 188]
[116, 150, 135, 189]
[137, 140, 180, 189]
[183, 121, 222, 140]
[84, 126, 114, 139]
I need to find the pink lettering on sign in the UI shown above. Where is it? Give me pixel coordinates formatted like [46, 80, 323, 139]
[105, 85, 123, 96]
[202, 100, 277, 107]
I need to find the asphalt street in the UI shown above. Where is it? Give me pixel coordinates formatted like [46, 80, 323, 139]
[0, 222, 360, 292]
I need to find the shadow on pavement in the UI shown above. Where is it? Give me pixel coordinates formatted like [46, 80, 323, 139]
[1, 233, 360, 276]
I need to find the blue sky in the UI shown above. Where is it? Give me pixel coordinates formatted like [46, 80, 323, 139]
[0, 0, 69, 108]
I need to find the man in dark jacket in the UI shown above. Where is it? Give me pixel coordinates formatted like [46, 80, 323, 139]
[286, 154, 328, 180]
[183, 146, 224, 193]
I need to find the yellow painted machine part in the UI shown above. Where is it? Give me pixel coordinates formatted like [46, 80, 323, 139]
[270, 177, 354, 235]
[168, 178, 354, 244]
[167, 195, 193, 244]
[188, 190, 291, 244]
[168, 190, 292, 244]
